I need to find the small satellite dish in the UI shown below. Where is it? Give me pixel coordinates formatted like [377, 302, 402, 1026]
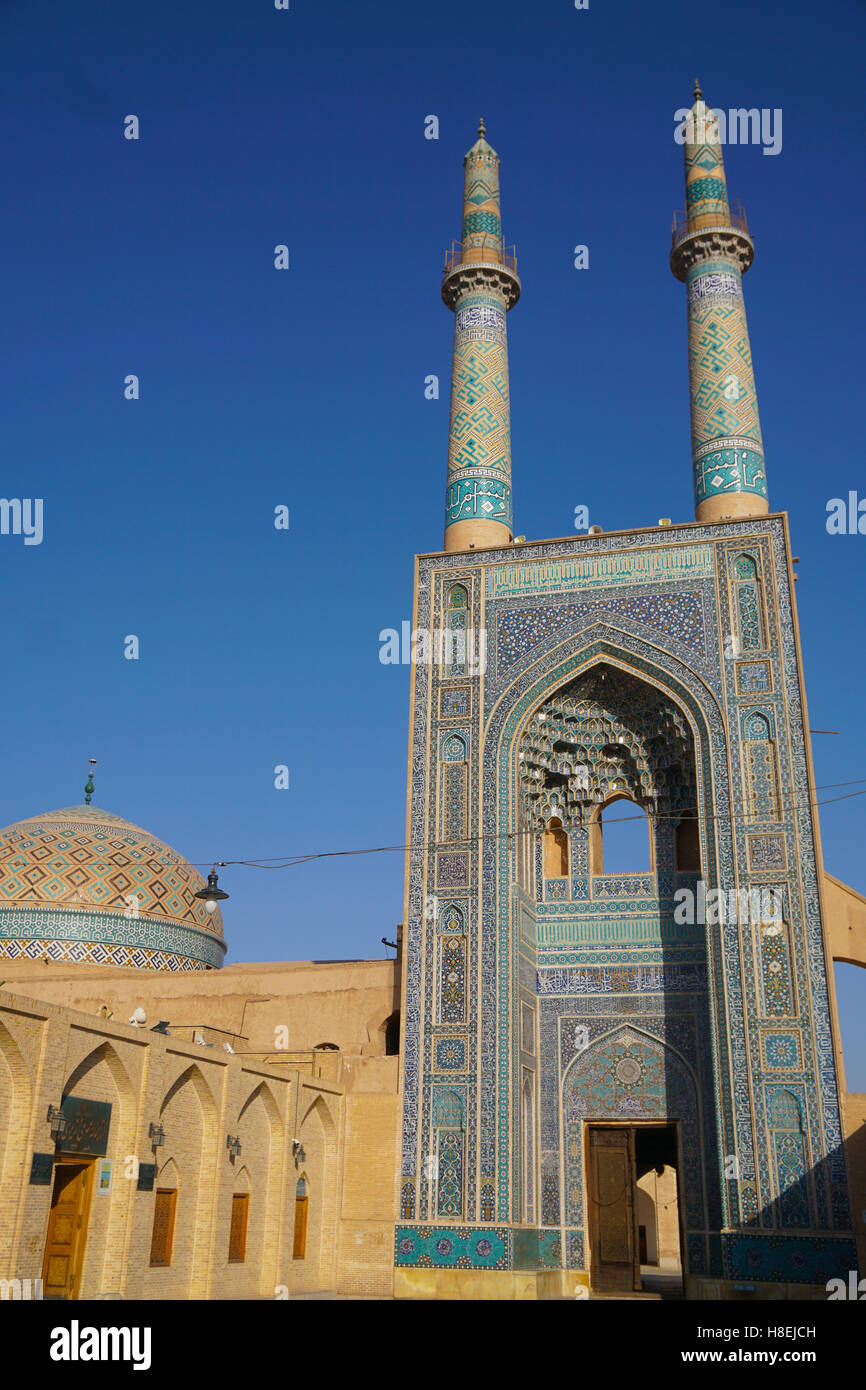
[128, 1007, 147, 1026]
[223, 1043, 235, 1054]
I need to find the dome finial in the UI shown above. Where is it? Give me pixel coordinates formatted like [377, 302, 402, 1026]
[84, 758, 98, 805]
[478, 116, 486, 139]
[694, 77, 702, 101]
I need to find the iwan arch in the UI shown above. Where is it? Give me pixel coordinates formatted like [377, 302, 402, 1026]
[0, 86, 865, 1302]
[394, 88, 865, 1299]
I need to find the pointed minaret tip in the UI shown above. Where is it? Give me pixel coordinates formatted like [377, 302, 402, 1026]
[693, 77, 702, 102]
[478, 116, 486, 138]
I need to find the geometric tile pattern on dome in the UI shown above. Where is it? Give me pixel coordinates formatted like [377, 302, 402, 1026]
[0, 936, 205, 970]
[0, 804, 224, 970]
[0, 805, 222, 933]
[0, 902, 225, 970]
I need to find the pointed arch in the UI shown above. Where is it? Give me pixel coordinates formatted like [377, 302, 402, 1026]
[561, 1024, 707, 1238]
[62, 1037, 136, 1112]
[159, 1061, 218, 1124]
[768, 1088, 811, 1228]
[238, 1079, 282, 1139]
[588, 792, 653, 876]
[733, 552, 765, 652]
[295, 1092, 338, 1292]
[232, 1079, 285, 1292]
[300, 1092, 337, 1140]
[543, 816, 569, 878]
[0, 1019, 34, 1272]
[293, 1171, 310, 1260]
[145, 1061, 220, 1299]
[158, 1156, 180, 1188]
[489, 625, 734, 1227]
[57, 1037, 139, 1296]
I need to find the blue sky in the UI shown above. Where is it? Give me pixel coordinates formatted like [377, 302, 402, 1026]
[1, 0, 864, 1080]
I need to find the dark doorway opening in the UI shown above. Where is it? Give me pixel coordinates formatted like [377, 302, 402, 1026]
[634, 1125, 684, 1297]
[586, 1122, 683, 1297]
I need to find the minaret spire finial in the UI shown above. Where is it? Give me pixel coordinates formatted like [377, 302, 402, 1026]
[84, 758, 98, 805]
[441, 124, 521, 552]
[670, 82, 768, 523]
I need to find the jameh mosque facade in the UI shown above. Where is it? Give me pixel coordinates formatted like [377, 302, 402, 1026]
[1, 87, 864, 1301]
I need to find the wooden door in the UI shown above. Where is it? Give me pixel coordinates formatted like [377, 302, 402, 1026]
[228, 1193, 249, 1263]
[587, 1126, 639, 1291]
[41, 1161, 92, 1300]
[292, 1183, 309, 1260]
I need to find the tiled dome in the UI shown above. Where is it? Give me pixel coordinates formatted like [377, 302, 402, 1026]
[0, 805, 226, 972]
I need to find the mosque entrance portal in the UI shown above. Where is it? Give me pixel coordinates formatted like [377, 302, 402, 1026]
[586, 1123, 683, 1294]
[41, 1159, 94, 1300]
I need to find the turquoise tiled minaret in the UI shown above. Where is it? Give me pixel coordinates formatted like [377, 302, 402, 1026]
[671, 82, 769, 523]
[442, 121, 521, 552]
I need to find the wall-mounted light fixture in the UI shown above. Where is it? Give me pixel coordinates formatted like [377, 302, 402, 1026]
[46, 1105, 68, 1143]
[292, 1139, 306, 1165]
[227, 1134, 242, 1163]
[148, 1122, 165, 1150]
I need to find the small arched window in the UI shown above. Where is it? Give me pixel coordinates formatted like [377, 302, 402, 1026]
[675, 809, 701, 873]
[734, 553, 765, 652]
[590, 796, 652, 875]
[543, 817, 569, 878]
[293, 1174, 309, 1260]
[442, 733, 467, 762]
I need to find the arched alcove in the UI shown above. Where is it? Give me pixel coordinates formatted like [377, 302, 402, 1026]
[542, 817, 569, 878]
[0, 1021, 33, 1273]
[59, 1039, 137, 1300]
[233, 1081, 283, 1291]
[294, 1095, 338, 1293]
[144, 1062, 219, 1299]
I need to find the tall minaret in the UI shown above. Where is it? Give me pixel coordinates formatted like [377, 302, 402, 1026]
[442, 121, 521, 552]
[671, 82, 769, 523]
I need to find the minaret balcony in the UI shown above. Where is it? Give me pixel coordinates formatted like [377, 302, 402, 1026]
[443, 239, 518, 276]
[670, 202, 754, 281]
[671, 200, 749, 250]
[442, 241, 521, 310]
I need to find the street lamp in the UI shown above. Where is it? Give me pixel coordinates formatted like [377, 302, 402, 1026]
[195, 867, 229, 916]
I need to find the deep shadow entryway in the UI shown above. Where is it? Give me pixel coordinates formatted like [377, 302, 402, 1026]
[587, 1123, 683, 1295]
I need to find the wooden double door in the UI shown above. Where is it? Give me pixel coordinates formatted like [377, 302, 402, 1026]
[41, 1159, 94, 1300]
[586, 1124, 680, 1292]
